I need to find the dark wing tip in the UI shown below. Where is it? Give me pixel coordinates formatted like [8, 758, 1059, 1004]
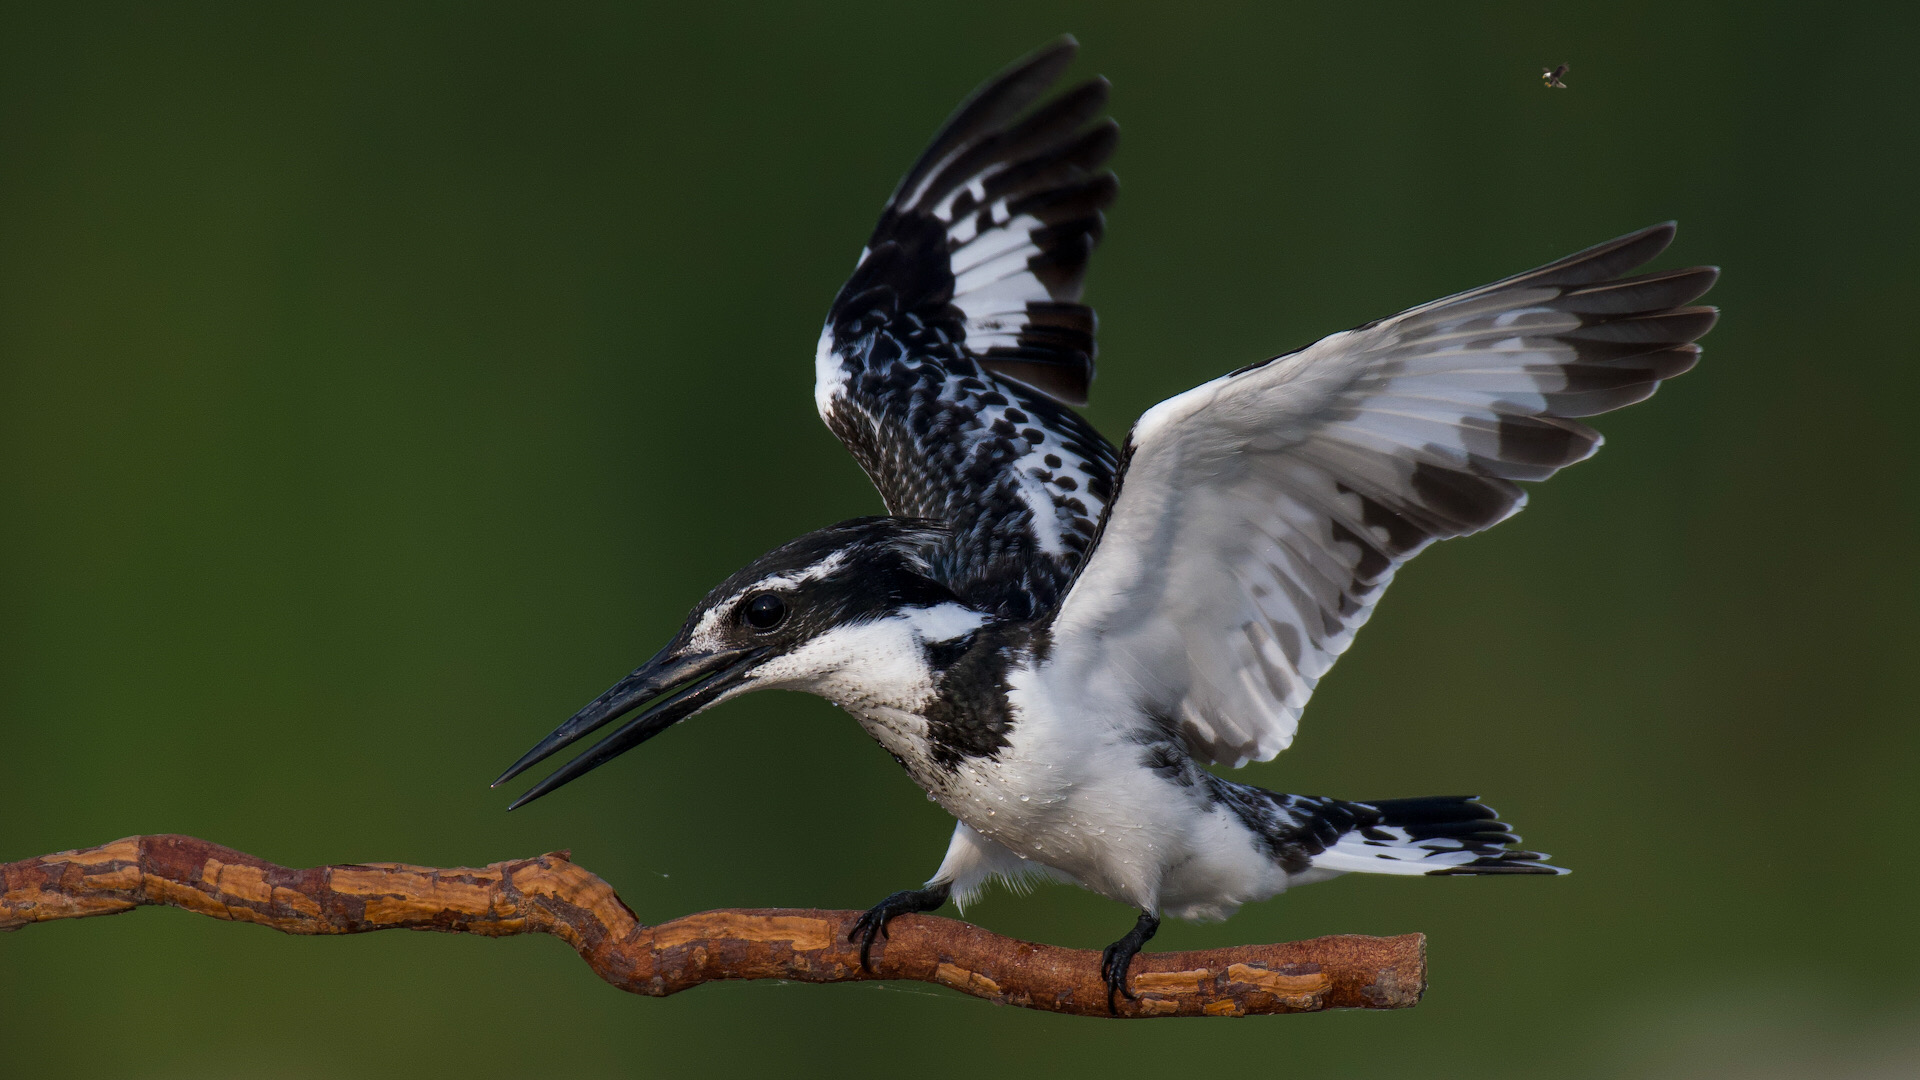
[833, 39, 1117, 410]
[986, 34, 1082, 96]
[1528, 222, 1678, 287]
[1031, 33, 1081, 63]
[1554, 264, 1719, 314]
[893, 37, 1084, 203]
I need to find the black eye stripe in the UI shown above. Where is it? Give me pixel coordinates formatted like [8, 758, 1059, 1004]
[743, 592, 787, 630]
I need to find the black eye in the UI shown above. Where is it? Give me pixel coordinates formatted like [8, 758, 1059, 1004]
[743, 592, 787, 630]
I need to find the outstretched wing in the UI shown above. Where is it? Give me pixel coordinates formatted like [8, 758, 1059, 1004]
[814, 37, 1121, 618]
[1047, 224, 1718, 766]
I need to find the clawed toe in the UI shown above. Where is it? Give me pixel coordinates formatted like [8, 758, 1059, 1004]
[1098, 910, 1160, 1015]
[850, 907, 897, 971]
[848, 884, 951, 971]
[1099, 942, 1140, 1011]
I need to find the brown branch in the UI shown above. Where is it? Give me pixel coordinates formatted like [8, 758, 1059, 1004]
[1, 835, 1423, 1018]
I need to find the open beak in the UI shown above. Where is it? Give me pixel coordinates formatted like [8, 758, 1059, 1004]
[493, 643, 769, 810]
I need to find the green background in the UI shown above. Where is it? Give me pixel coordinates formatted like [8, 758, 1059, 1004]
[4, 3, 1915, 1077]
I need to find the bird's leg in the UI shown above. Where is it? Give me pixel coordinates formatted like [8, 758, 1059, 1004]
[848, 881, 952, 971]
[1098, 909, 1161, 1014]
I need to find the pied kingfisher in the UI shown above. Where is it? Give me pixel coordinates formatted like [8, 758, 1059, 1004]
[495, 37, 1717, 1010]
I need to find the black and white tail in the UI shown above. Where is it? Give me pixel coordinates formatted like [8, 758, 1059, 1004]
[1309, 795, 1566, 876]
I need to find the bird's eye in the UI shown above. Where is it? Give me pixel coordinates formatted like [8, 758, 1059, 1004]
[743, 592, 787, 630]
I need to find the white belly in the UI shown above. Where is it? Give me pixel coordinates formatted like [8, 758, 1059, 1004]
[812, 630, 1318, 921]
[921, 666, 1299, 920]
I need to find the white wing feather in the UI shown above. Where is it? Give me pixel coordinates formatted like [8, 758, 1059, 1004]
[1047, 224, 1718, 767]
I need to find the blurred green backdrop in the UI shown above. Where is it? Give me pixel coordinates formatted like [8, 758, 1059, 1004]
[4, 3, 1916, 1078]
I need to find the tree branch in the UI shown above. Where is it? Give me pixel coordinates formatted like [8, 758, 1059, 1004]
[1, 835, 1423, 1018]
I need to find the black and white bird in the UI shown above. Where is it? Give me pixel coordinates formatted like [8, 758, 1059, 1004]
[495, 38, 1717, 1010]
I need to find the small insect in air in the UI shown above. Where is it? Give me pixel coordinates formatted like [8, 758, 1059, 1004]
[1542, 63, 1570, 89]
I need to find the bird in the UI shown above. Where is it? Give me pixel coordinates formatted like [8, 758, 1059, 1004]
[493, 37, 1717, 1012]
[1543, 63, 1571, 89]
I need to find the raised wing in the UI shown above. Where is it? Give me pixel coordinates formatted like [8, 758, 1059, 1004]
[1048, 224, 1718, 766]
[814, 37, 1121, 618]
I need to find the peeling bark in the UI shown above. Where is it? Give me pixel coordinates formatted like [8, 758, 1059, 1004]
[1, 835, 1425, 1018]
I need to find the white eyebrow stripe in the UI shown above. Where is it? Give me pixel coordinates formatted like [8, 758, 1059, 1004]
[749, 550, 851, 593]
[903, 602, 988, 642]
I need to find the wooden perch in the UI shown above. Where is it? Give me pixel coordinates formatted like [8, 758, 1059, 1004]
[1, 835, 1424, 1018]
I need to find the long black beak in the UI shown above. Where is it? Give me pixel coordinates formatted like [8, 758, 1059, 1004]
[493, 644, 768, 810]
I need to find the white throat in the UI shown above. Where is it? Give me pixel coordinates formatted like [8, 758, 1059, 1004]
[747, 602, 988, 763]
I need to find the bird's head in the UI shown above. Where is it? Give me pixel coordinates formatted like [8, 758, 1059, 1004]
[494, 516, 975, 808]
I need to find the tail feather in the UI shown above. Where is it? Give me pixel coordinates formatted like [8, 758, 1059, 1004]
[1307, 795, 1567, 877]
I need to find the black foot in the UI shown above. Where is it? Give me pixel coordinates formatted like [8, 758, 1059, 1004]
[1099, 910, 1161, 1014]
[848, 883, 951, 971]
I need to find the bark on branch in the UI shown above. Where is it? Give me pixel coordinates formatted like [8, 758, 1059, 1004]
[1, 835, 1424, 1018]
